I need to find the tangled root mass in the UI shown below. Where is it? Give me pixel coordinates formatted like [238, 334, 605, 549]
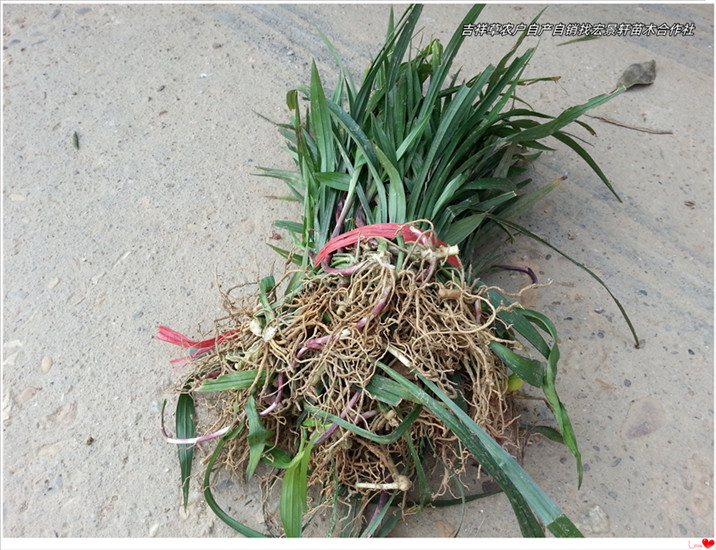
[182, 233, 522, 514]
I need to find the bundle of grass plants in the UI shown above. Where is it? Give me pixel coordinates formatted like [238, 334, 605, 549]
[159, 4, 638, 538]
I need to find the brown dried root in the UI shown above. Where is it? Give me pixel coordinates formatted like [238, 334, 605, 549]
[182, 237, 524, 518]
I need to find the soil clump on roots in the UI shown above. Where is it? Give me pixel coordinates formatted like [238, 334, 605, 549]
[180, 233, 524, 521]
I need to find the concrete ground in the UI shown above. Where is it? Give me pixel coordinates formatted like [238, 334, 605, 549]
[2, 2, 713, 545]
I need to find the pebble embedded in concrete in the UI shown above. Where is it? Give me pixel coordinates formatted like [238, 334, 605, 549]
[41, 355, 53, 373]
[18, 387, 40, 402]
[579, 504, 610, 534]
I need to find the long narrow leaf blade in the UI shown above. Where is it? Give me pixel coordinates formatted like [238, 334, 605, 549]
[202, 423, 268, 537]
[376, 361, 545, 536]
[377, 359, 583, 537]
[280, 440, 313, 538]
[417, 371, 583, 537]
[310, 62, 335, 173]
[500, 87, 626, 144]
[176, 393, 196, 510]
[197, 370, 266, 393]
[245, 396, 271, 481]
[489, 341, 544, 387]
[486, 215, 639, 347]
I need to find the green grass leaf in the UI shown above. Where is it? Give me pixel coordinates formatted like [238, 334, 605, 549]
[267, 244, 306, 268]
[280, 436, 314, 538]
[256, 167, 305, 200]
[552, 129, 621, 201]
[202, 422, 269, 537]
[196, 369, 266, 393]
[262, 447, 294, 469]
[500, 87, 625, 145]
[305, 402, 423, 444]
[310, 62, 335, 173]
[406, 436, 431, 507]
[316, 27, 357, 100]
[245, 395, 272, 481]
[377, 359, 583, 537]
[529, 425, 565, 444]
[176, 393, 196, 510]
[374, 144, 406, 223]
[274, 220, 304, 234]
[514, 308, 583, 487]
[359, 491, 400, 538]
[315, 171, 351, 191]
[486, 215, 639, 347]
[365, 373, 410, 406]
[488, 342, 545, 388]
[441, 212, 486, 245]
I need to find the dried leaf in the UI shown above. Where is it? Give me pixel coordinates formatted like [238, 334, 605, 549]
[617, 60, 656, 89]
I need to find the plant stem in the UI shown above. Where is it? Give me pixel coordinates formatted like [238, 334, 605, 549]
[493, 264, 539, 284]
[313, 390, 362, 444]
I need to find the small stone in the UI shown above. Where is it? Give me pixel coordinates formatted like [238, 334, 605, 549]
[48, 402, 77, 425]
[47, 278, 60, 289]
[38, 442, 63, 457]
[594, 307, 605, 314]
[41, 355, 53, 373]
[3, 352, 20, 367]
[18, 387, 40, 402]
[2, 390, 13, 421]
[61, 403, 78, 423]
[9, 193, 26, 202]
[579, 504, 610, 534]
[149, 523, 159, 537]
